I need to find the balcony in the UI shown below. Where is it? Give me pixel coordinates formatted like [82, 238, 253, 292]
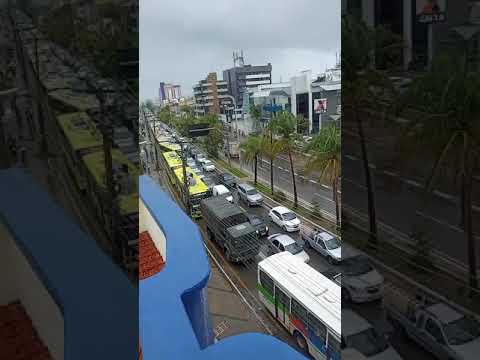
[0, 169, 136, 360]
[139, 175, 307, 359]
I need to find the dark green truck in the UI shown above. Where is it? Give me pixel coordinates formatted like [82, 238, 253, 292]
[200, 197, 260, 262]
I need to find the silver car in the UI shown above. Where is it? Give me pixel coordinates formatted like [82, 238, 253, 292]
[237, 183, 263, 206]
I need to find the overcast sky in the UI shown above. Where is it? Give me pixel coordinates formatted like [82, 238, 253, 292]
[140, 0, 340, 100]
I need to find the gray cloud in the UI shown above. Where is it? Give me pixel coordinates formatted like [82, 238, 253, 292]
[140, 0, 340, 100]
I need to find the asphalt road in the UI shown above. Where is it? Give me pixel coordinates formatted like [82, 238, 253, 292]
[233, 155, 337, 216]
[342, 151, 480, 271]
[161, 133, 434, 359]
[222, 186, 432, 360]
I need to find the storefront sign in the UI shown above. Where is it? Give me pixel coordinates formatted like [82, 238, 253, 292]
[314, 98, 328, 114]
[416, 0, 446, 23]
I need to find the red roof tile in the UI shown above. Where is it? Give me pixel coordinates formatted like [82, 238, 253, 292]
[139, 231, 165, 280]
[0, 301, 53, 360]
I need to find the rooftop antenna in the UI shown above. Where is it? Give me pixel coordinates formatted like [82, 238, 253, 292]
[233, 50, 245, 68]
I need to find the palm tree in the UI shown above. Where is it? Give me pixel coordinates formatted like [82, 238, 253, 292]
[305, 125, 341, 227]
[270, 111, 300, 207]
[241, 135, 263, 185]
[261, 123, 283, 195]
[249, 104, 262, 133]
[342, 15, 400, 245]
[401, 51, 480, 290]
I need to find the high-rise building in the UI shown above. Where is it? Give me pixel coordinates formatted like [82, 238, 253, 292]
[159, 82, 182, 104]
[192, 73, 230, 116]
[223, 59, 272, 109]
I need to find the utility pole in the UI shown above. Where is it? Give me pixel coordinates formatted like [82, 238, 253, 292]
[33, 35, 48, 157]
[179, 141, 191, 216]
[98, 89, 119, 263]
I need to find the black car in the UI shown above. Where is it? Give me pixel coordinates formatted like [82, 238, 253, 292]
[217, 172, 236, 188]
[246, 214, 269, 237]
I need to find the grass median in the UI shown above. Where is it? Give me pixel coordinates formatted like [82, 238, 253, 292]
[215, 159, 249, 179]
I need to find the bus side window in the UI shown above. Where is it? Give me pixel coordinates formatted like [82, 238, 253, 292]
[259, 270, 274, 295]
[291, 299, 308, 326]
[307, 313, 327, 343]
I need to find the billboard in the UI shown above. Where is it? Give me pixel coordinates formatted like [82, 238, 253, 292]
[314, 98, 328, 114]
[416, 0, 446, 23]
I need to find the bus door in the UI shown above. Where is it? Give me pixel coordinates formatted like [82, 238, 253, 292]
[274, 285, 290, 326]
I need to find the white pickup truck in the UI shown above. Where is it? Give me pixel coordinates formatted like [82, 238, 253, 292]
[300, 227, 341, 264]
[383, 284, 480, 360]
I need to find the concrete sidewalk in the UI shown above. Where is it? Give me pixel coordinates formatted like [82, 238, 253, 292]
[207, 261, 266, 339]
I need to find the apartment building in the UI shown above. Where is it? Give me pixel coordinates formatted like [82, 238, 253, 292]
[159, 82, 182, 105]
[192, 72, 230, 116]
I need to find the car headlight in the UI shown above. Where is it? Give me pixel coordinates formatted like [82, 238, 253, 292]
[265, 226, 269, 232]
[256, 230, 259, 234]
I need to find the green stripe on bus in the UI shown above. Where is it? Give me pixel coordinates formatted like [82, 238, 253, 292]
[257, 283, 288, 313]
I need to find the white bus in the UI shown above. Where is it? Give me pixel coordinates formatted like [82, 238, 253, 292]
[258, 252, 341, 360]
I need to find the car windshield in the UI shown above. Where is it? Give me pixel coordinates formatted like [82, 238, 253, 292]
[246, 189, 257, 195]
[204, 160, 212, 165]
[223, 174, 233, 180]
[444, 316, 480, 345]
[342, 256, 373, 276]
[325, 237, 341, 250]
[285, 242, 302, 255]
[283, 212, 297, 221]
[346, 327, 388, 356]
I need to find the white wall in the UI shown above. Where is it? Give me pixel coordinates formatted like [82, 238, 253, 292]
[0, 222, 64, 360]
[139, 199, 167, 260]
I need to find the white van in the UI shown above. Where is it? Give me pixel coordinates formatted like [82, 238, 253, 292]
[212, 184, 233, 203]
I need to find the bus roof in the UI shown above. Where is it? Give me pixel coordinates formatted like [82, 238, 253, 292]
[156, 137, 181, 152]
[57, 112, 103, 151]
[162, 151, 183, 169]
[174, 167, 209, 196]
[82, 149, 139, 214]
[258, 252, 341, 336]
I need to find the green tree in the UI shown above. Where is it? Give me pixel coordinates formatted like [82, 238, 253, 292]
[305, 125, 341, 226]
[261, 121, 284, 194]
[241, 135, 263, 185]
[342, 15, 400, 244]
[249, 104, 262, 133]
[296, 114, 309, 135]
[203, 115, 224, 158]
[270, 111, 300, 207]
[145, 99, 155, 113]
[401, 51, 480, 289]
[180, 104, 193, 115]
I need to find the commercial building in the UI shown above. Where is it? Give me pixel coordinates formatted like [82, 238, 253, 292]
[139, 175, 307, 359]
[223, 61, 272, 109]
[192, 72, 230, 116]
[159, 82, 182, 105]
[251, 66, 341, 134]
[345, 0, 479, 71]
